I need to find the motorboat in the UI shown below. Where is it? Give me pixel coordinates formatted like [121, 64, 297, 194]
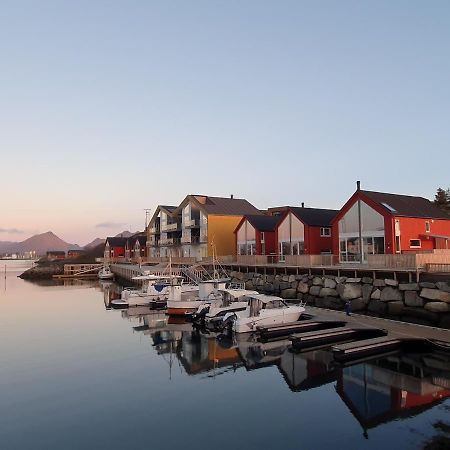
[98, 265, 114, 280]
[221, 293, 306, 333]
[111, 274, 197, 308]
[191, 287, 259, 329]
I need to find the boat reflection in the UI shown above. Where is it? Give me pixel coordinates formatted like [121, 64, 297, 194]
[118, 310, 450, 436]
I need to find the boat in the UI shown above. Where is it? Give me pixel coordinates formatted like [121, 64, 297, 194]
[221, 293, 306, 333]
[98, 265, 114, 280]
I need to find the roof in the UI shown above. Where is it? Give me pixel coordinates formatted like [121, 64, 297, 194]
[128, 235, 147, 246]
[361, 190, 450, 220]
[160, 205, 177, 213]
[105, 237, 128, 246]
[244, 214, 281, 231]
[46, 250, 65, 254]
[189, 195, 262, 216]
[289, 207, 339, 227]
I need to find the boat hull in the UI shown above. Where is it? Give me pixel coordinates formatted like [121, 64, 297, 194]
[167, 300, 203, 316]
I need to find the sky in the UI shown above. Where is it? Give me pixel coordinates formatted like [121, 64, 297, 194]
[1, 0, 449, 245]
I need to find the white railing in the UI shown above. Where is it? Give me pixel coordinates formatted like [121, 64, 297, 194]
[199, 233, 208, 243]
[159, 238, 174, 246]
[180, 236, 191, 244]
[161, 223, 179, 232]
[185, 219, 198, 228]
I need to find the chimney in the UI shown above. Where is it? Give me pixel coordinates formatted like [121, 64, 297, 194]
[230, 194, 234, 199]
[356, 180, 361, 191]
[301, 202, 305, 208]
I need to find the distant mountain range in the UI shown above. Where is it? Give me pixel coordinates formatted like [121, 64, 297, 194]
[0, 231, 81, 255]
[0, 230, 142, 256]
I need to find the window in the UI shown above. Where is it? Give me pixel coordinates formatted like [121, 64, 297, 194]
[320, 227, 331, 237]
[410, 239, 421, 248]
[425, 221, 430, 233]
[260, 232, 265, 242]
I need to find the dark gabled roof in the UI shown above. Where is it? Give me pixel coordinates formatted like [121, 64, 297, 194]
[191, 195, 262, 216]
[160, 205, 177, 213]
[132, 235, 147, 246]
[289, 207, 339, 227]
[46, 250, 65, 255]
[105, 237, 128, 246]
[245, 215, 281, 231]
[361, 190, 450, 220]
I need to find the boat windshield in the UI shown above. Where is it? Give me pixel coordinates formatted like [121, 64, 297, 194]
[263, 300, 287, 309]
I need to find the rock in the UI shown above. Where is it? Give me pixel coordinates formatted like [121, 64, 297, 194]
[288, 274, 296, 283]
[324, 278, 337, 289]
[279, 282, 291, 291]
[399, 283, 419, 291]
[420, 288, 450, 303]
[304, 294, 316, 305]
[380, 287, 403, 302]
[290, 281, 298, 290]
[368, 300, 387, 314]
[337, 283, 362, 300]
[385, 279, 398, 287]
[404, 291, 424, 307]
[282, 275, 289, 282]
[266, 275, 275, 283]
[323, 297, 344, 310]
[439, 314, 450, 329]
[319, 288, 338, 297]
[312, 277, 323, 286]
[280, 288, 297, 299]
[436, 282, 450, 293]
[370, 289, 381, 300]
[236, 272, 244, 280]
[350, 297, 368, 312]
[387, 301, 404, 316]
[403, 307, 439, 323]
[264, 283, 274, 293]
[309, 286, 321, 296]
[297, 282, 309, 294]
[314, 297, 326, 308]
[362, 277, 373, 284]
[335, 276, 347, 284]
[373, 279, 386, 287]
[273, 280, 280, 292]
[346, 277, 361, 283]
[296, 293, 303, 300]
[419, 282, 436, 289]
[245, 281, 255, 290]
[362, 284, 373, 302]
[424, 302, 450, 313]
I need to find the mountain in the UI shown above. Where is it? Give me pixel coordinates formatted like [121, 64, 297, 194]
[0, 231, 81, 256]
[84, 237, 105, 249]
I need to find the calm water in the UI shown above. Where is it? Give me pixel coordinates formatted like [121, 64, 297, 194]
[0, 261, 449, 450]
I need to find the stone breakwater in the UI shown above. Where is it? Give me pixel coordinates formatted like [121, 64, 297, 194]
[229, 271, 450, 329]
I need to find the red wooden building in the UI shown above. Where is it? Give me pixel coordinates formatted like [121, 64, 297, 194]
[235, 215, 280, 256]
[104, 237, 127, 261]
[331, 185, 450, 262]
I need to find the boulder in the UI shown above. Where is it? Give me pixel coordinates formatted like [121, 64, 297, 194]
[236, 272, 244, 280]
[273, 280, 280, 292]
[282, 275, 289, 282]
[373, 279, 386, 288]
[266, 275, 275, 283]
[288, 274, 296, 283]
[387, 301, 404, 316]
[420, 288, 450, 303]
[245, 281, 255, 290]
[323, 297, 344, 310]
[319, 288, 338, 297]
[309, 286, 322, 296]
[279, 282, 291, 291]
[404, 291, 424, 307]
[346, 277, 361, 283]
[264, 283, 274, 293]
[385, 279, 398, 287]
[368, 300, 386, 314]
[290, 281, 298, 290]
[314, 297, 326, 308]
[362, 284, 373, 302]
[403, 307, 440, 323]
[436, 282, 450, 293]
[380, 287, 403, 302]
[324, 278, 337, 289]
[337, 283, 362, 300]
[312, 277, 324, 286]
[296, 292, 303, 300]
[280, 288, 297, 299]
[419, 282, 436, 289]
[297, 282, 309, 294]
[362, 277, 373, 284]
[399, 283, 419, 291]
[335, 276, 347, 284]
[424, 302, 450, 313]
[350, 297, 368, 312]
[371, 289, 381, 300]
[304, 294, 316, 305]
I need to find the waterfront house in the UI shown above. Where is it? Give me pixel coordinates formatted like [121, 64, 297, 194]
[130, 234, 147, 262]
[67, 249, 85, 259]
[147, 195, 262, 260]
[271, 205, 338, 261]
[331, 183, 450, 263]
[46, 250, 66, 260]
[104, 237, 127, 262]
[235, 215, 280, 256]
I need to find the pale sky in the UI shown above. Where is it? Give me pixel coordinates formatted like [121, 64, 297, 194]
[1, 1, 449, 245]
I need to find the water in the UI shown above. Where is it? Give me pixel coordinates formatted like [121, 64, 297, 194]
[0, 261, 448, 450]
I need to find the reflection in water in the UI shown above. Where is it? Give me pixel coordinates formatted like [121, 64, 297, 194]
[120, 309, 450, 437]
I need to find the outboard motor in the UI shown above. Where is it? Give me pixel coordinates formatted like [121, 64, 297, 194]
[191, 304, 210, 325]
[220, 312, 237, 334]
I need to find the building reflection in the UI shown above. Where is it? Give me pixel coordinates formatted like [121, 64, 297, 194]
[118, 309, 450, 436]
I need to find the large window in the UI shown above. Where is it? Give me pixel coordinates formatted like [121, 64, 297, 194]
[410, 239, 421, 248]
[320, 227, 331, 237]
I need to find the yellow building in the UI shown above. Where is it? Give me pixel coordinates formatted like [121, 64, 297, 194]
[147, 195, 262, 260]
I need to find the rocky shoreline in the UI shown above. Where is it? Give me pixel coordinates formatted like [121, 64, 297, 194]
[19, 263, 64, 279]
[230, 270, 450, 329]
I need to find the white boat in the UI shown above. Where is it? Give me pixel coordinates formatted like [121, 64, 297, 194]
[222, 294, 306, 333]
[98, 265, 114, 280]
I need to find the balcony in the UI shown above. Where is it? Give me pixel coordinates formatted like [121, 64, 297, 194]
[161, 223, 179, 232]
[199, 233, 208, 243]
[159, 238, 180, 246]
[147, 238, 158, 247]
[184, 219, 199, 228]
[149, 227, 160, 234]
[181, 235, 200, 244]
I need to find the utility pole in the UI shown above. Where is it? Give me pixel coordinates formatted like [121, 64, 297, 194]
[144, 209, 152, 232]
